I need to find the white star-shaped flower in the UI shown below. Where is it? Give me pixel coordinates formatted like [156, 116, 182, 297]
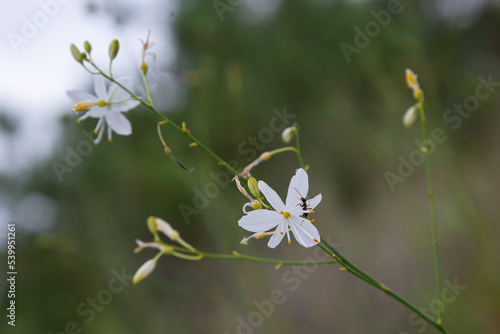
[238, 168, 322, 248]
[67, 76, 140, 143]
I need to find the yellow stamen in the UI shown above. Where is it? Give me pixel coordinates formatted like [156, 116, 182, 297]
[309, 210, 315, 214]
[313, 238, 318, 242]
[189, 142, 198, 147]
[283, 211, 290, 219]
[288, 240, 292, 245]
[77, 118, 82, 123]
[93, 129, 98, 135]
[182, 122, 186, 132]
[310, 219, 315, 224]
[108, 138, 114, 143]
[280, 231, 284, 235]
[275, 263, 283, 270]
[280, 210, 284, 214]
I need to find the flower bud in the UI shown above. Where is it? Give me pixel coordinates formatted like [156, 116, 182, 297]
[260, 152, 271, 161]
[140, 61, 148, 74]
[84, 41, 92, 53]
[70, 44, 83, 64]
[251, 200, 262, 210]
[133, 259, 156, 284]
[155, 217, 180, 241]
[108, 39, 119, 60]
[281, 126, 295, 143]
[403, 105, 418, 128]
[147, 216, 158, 238]
[247, 177, 260, 198]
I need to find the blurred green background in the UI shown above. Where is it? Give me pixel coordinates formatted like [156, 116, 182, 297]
[1, 0, 500, 333]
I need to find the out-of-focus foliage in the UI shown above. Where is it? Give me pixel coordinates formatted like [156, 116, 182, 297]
[1, 1, 500, 333]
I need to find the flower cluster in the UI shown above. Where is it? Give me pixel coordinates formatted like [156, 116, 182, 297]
[67, 33, 157, 143]
[403, 68, 424, 128]
[237, 168, 322, 248]
[133, 216, 200, 284]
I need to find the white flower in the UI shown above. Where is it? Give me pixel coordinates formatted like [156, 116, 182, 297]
[238, 168, 322, 248]
[66, 76, 140, 143]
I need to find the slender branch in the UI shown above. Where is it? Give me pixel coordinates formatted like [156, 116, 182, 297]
[293, 124, 305, 169]
[320, 239, 448, 334]
[170, 245, 337, 266]
[418, 102, 443, 325]
[87, 62, 240, 176]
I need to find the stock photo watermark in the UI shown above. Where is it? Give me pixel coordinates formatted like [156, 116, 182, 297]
[5, 222, 17, 327]
[400, 277, 467, 333]
[178, 106, 296, 224]
[339, 0, 411, 64]
[7, 0, 70, 53]
[47, 267, 133, 334]
[384, 74, 500, 192]
[224, 236, 338, 334]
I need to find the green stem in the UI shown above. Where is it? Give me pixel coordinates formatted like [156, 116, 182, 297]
[319, 239, 448, 334]
[293, 125, 305, 169]
[88, 62, 239, 176]
[197, 250, 337, 266]
[141, 71, 154, 107]
[267, 146, 300, 156]
[418, 101, 443, 325]
[169, 245, 337, 266]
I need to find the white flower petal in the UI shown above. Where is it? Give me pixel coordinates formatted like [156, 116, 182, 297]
[289, 216, 320, 248]
[286, 168, 309, 208]
[66, 89, 96, 103]
[111, 99, 140, 112]
[86, 107, 107, 118]
[267, 221, 287, 248]
[110, 77, 135, 101]
[94, 75, 107, 98]
[238, 210, 283, 233]
[258, 181, 285, 211]
[307, 193, 322, 210]
[105, 112, 132, 135]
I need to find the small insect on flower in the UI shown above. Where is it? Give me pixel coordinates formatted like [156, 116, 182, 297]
[238, 168, 322, 248]
[294, 188, 311, 218]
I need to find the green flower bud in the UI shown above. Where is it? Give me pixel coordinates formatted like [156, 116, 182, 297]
[140, 61, 148, 74]
[108, 39, 119, 60]
[147, 216, 158, 239]
[70, 44, 83, 64]
[247, 177, 260, 198]
[84, 40, 92, 53]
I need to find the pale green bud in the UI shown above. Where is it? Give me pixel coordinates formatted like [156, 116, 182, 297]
[247, 177, 260, 198]
[147, 216, 158, 238]
[70, 44, 83, 64]
[84, 41, 92, 53]
[108, 39, 119, 60]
